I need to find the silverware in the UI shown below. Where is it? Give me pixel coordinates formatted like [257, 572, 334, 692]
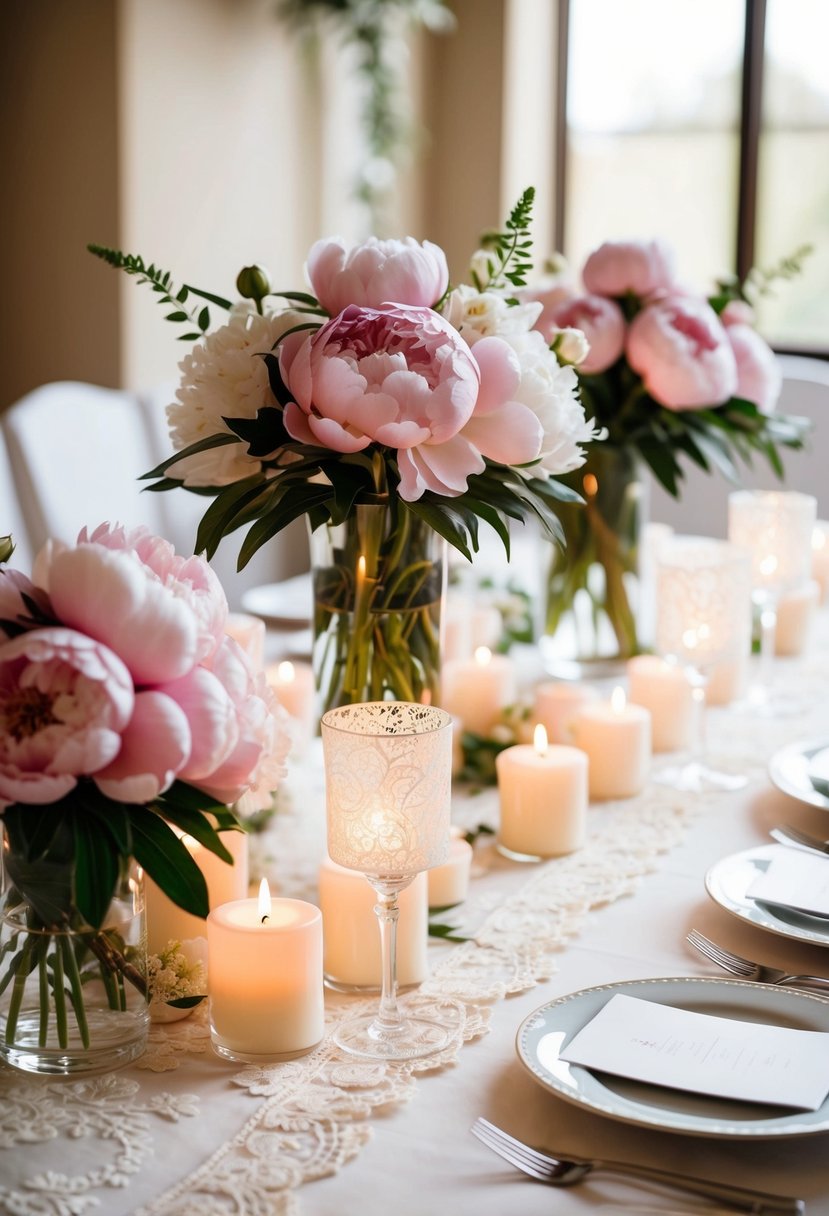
[687, 929, 829, 991]
[771, 824, 829, 856]
[470, 1117, 804, 1213]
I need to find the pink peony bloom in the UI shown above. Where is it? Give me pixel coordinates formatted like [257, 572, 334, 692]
[517, 282, 576, 337]
[281, 304, 536, 500]
[545, 294, 626, 374]
[0, 627, 134, 807]
[583, 239, 677, 299]
[726, 323, 782, 414]
[94, 690, 191, 803]
[160, 666, 240, 782]
[195, 638, 286, 804]
[626, 295, 738, 410]
[42, 524, 228, 687]
[0, 569, 52, 639]
[307, 236, 449, 316]
[720, 299, 756, 328]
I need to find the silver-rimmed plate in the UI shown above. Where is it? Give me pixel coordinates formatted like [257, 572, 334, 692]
[240, 574, 312, 627]
[516, 976, 829, 1138]
[706, 844, 829, 947]
[769, 739, 829, 810]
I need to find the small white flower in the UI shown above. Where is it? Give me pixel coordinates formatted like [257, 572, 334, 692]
[442, 285, 541, 344]
[549, 326, 591, 366]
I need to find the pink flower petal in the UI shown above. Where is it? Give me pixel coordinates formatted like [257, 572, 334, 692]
[94, 690, 191, 802]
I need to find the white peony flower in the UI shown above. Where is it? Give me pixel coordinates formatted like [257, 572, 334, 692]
[549, 326, 591, 367]
[166, 303, 305, 487]
[442, 285, 542, 345]
[502, 329, 599, 476]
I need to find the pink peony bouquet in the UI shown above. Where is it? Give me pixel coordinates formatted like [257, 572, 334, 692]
[0, 524, 287, 934]
[526, 237, 808, 495]
[89, 191, 599, 569]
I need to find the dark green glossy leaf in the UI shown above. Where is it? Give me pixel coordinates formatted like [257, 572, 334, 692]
[72, 814, 119, 930]
[128, 807, 209, 918]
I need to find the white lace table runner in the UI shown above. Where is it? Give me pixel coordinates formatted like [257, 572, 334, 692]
[2, 645, 827, 1216]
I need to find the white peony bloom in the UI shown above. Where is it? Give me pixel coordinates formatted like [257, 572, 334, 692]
[442, 285, 542, 345]
[502, 329, 599, 476]
[166, 303, 305, 487]
[549, 326, 591, 367]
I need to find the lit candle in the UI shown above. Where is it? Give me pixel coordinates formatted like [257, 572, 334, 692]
[626, 655, 695, 753]
[207, 878, 324, 1061]
[145, 827, 249, 955]
[533, 681, 599, 744]
[441, 646, 516, 736]
[266, 659, 316, 749]
[495, 724, 588, 859]
[225, 612, 266, 672]
[774, 579, 820, 656]
[427, 837, 474, 907]
[812, 523, 829, 603]
[318, 859, 428, 989]
[572, 686, 650, 800]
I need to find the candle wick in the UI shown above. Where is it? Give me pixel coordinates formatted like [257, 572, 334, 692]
[261, 914, 270, 924]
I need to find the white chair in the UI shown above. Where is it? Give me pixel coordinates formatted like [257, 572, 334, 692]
[647, 354, 829, 536]
[0, 427, 33, 572]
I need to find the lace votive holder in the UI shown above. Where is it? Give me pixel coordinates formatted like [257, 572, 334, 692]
[207, 884, 324, 1063]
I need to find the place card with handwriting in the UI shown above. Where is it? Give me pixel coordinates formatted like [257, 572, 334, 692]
[559, 993, 829, 1109]
[748, 847, 829, 918]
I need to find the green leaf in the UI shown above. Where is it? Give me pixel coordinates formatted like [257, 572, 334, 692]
[197, 306, 210, 331]
[72, 814, 120, 930]
[165, 994, 207, 1009]
[150, 805, 234, 866]
[128, 807, 209, 918]
[405, 500, 473, 561]
[237, 484, 335, 568]
[193, 474, 271, 559]
[183, 284, 233, 309]
[141, 432, 240, 481]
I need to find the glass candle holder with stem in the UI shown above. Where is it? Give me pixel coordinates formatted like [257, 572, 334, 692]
[321, 701, 453, 1060]
[654, 537, 753, 792]
[728, 490, 817, 707]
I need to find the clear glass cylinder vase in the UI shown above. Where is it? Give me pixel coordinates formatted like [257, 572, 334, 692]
[542, 445, 647, 677]
[308, 501, 447, 714]
[0, 831, 149, 1075]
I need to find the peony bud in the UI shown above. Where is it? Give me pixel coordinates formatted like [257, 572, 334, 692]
[236, 264, 271, 304]
[469, 248, 497, 289]
[543, 252, 569, 276]
[550, 326, 590, 366]
[0, 535, 14, 564]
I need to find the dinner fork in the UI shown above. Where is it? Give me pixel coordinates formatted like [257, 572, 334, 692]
[687, 929, 829, 991]
[771, 824, 829, 856]
[470, 1117, 803, 1213]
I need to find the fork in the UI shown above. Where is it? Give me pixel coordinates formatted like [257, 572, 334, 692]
[771, 824, 829, 856]
[470, 1117, 803, 1213]
[687, 929, 829, 991]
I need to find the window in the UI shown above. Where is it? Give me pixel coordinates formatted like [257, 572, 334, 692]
[557, 0, 829, 353]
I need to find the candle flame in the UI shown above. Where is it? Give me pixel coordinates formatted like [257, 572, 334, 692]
[258, 876, 271, 923]
[276, 660, 295, 684]
[610, 686, 626, 714]
[474, 645, 492, 667]
[583, 473, 598, 497]
[357, 554, 366, 581]
[760, 554, 778, 577]
[533, 723, 548, 756]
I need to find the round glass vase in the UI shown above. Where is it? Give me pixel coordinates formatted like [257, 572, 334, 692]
[308, 500, 447, 714]
[541, 446, 647, 678]
[0, 836, 149, 1076]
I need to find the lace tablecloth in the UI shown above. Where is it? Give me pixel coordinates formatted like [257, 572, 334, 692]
[4, 636, 829, 1216]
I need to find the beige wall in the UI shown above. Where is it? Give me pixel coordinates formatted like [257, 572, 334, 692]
[0, 0, 121, 411]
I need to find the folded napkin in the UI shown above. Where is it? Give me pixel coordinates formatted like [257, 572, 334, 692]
[559, 993, 829, 1109]
[749, 846, 829, 918]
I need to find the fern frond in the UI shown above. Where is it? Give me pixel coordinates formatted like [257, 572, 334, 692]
[87, 245, 231, 335]
[477, 187, 536, 292]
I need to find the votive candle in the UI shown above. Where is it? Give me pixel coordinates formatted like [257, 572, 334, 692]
[626, 655, 695, 753]
[427, 837, 474, 907]
[207, 879, 324, 1061]
[533, 681, 599, 744]
[266, 659, 316, 748]
[225, 612, 266, 672]
[145, 827, 249, 955]
[775, 579, 820, 656]
[441, 646, 516, 736]
[572, 687, 650, 800]
[496, 724, 588, 859]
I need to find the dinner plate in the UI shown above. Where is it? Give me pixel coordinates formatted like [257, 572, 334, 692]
[241, 574, 312, 627]
[705, 844, 829, 947]
[516, 976, 829, 1137]
[769, 738, 829, 810]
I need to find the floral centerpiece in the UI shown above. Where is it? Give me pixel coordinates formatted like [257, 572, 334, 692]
[90, 190, 600, 710]
[524, 238, 810, 666]
[0, 526, 286, 1073]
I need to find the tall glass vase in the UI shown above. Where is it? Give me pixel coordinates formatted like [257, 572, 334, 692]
[308, 500, 446, 714]
[542, 446, 646, 678]
[0, 827, 149, 1075]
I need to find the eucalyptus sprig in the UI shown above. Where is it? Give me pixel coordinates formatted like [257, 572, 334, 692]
[87, 245, 232, 340]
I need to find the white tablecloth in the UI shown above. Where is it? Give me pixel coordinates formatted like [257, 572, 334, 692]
[3, 635, 829, 1216]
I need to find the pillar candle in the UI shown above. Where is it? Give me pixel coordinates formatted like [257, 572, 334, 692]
[533, 681, 599, 744]
[428, 837, 474, 907]
[441, 646, 516, 736]
[495, 725, 588, 859]
[775, 579, 820, 656]
[207, 880, 324, 1061]
[266, 659, 316, 748]
[626, 655, 695, 753]
[225, 612, 266, 672]
[572, 687, 651, 800]
[318, 859, 428, 989]
[145, 827, 249, 955]
[812, 523, 829, 604]
[706, 650, 749, 706]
